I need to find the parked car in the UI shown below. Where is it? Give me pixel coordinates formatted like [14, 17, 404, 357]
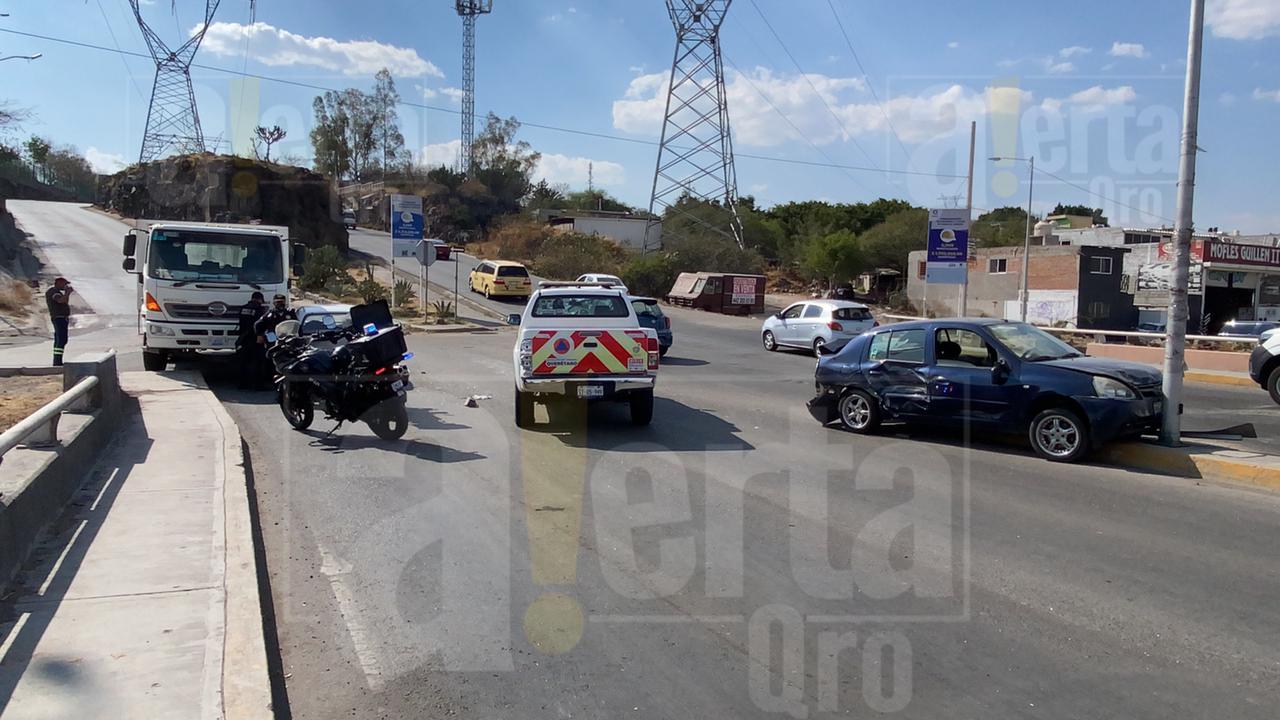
[296, 304, 353, 335]
[761, 300, 877, 356]
[577, 273, 629, 293]
[1248, 330, 1280, 404]
[1218, 320, 1280, 339]
[470, 260, 533, 300]
[342, 210, 357, 230]
[630, 296, 673, 357]
[807, 319, 1164, 462]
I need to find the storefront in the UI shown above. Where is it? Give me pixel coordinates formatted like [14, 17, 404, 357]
[1201, 240, 1280, 327]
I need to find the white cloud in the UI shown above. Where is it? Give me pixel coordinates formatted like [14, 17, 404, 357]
[1254, 88, 1280, 102]
[421, 86, 465, 105]
[200, 22, 442, 78]
[947, 41, 960, 49]
[1045, 60, 1076, 74]
[535, 154, 625, 187]
[419, 140, 461, 169]
[86, 147, 128, 174]
[1056, 85, 1138, 113]
[1059, 46, 1092, 58]
[1109, 42, 1149, 59]
[1208, 0, 1280, 40]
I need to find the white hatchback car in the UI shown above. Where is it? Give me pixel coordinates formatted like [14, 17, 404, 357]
[761, 300, 877, 356]
[576, 273, 629, 293]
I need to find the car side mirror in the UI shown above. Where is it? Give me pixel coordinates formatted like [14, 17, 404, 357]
[991, 358, 1011, 385]
[122, 257, 137, 272]
[291, 243, 308, 276]
[122, 233, 137, 257]
[506, 313, 521, 326]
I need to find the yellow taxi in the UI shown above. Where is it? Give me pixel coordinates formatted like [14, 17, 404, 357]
[469, 260, 533, 299]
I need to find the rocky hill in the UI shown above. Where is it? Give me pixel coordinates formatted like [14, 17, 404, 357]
[97, 154, 348, 251]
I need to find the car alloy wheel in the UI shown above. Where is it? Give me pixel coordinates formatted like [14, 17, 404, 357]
[1031, 410, 1085, 461]
[838, 390, 879, 433]
[763, 331, 777, 351]
[812, 337, 826, 357]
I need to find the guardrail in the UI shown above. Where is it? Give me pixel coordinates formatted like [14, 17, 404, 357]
[879, 314, 1260, 346]
[0, 376, 99, 459]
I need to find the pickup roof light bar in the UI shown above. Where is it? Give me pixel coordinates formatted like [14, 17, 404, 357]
[536, 281, 621, 289]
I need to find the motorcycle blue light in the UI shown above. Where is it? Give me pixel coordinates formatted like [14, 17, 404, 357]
[363, 323, 377, 336]
[402, 352, 415, 361]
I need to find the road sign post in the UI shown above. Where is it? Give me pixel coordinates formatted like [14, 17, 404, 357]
[926, 208, 971, 317]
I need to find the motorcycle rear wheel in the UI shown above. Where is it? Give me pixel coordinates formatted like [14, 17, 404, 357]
[280, 381, 314, 431]
[368, 400, 409, 441]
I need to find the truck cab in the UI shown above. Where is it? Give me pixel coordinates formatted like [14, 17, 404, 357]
[509, 283, 660, 427]
[122, 221, 293, 371]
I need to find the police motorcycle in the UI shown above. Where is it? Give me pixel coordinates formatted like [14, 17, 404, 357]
[267, 300, 414, 440]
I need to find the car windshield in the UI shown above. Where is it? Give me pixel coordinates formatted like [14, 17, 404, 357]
[988, 323, 1082, 361]
[148, 230, 282, 284]
[531, 294, 629, 318]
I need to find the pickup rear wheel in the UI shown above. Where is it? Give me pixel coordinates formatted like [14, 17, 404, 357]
[629, 388, 654, 426]
[1268, 366, 1280, 405]
[515, 386, 535, 428]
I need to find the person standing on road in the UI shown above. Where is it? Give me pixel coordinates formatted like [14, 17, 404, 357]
[254, 294, 297, 387]
[235, 291, 266, 389]
[44, 277, 73, 367]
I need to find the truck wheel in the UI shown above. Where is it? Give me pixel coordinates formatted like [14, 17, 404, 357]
[629, 389, 654, 426]
[143, 350, 168, 372]
[515, 387, 535, 428]
[1268, 366, 1280, 405]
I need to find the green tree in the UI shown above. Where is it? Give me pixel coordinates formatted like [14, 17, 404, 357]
[526, 179, 566, 211]
[372, 68, 408, 176]
[621, 253, 679, 298]
[299, 245, 349, 292]
[859, 207, 929, 273]
[466, 114, 541, 229]
[971, 206, 1033, 248]
[310, 93, 351, 181]
[252, 125, 286, 162]
[1049, 203, 1107, 226]
[801, 229, 863, 288]
[24, 136, 51, 182]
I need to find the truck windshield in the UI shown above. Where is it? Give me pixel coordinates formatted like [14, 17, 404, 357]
[148, 230, 283, 284]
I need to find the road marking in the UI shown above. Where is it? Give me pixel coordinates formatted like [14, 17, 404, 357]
[318, 544, 386, 692]
[37, 520, 88, 597]
[0, 613, 31, 665]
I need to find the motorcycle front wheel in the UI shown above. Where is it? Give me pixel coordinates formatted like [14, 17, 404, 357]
[367, 399, 409, 441]
[280, 381, 314, 431]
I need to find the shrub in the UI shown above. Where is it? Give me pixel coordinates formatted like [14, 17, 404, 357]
[354, 264, 387, 304]
[621, 253, 679, 298]
[299, 245, 349, 293]
[393, 278, 417, 307]
[0, 279, 34, 316]
[432, 300, 456, 324]
[531, 232, 626, 280]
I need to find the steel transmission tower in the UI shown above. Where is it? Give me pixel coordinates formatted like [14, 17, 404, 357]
[647, 0, 744, 251]
[455, 0, 493, 175]
[129, 0, 227, 163]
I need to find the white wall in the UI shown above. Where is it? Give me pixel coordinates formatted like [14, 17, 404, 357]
[571, 217, 661, 252]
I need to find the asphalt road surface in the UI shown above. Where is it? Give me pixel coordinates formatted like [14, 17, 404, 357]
[220, 306, 1280, 720]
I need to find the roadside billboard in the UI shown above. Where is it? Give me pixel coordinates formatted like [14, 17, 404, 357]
[390, 194, 425, 240]
[926, 208, 969, 285]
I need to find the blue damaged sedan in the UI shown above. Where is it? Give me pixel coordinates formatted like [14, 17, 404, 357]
[806, 319, 1164, 462]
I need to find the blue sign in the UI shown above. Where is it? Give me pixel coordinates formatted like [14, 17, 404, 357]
[390, 194, 425, 240]
[926, 209, 970, 285]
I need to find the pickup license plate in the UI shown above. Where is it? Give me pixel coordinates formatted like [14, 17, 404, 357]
[210, 337, 226, 347]
[577, 385, 605, 399]
[392, 380, 405, 391]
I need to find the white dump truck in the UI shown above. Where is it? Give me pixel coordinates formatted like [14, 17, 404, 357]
[121, 220, 300, 371]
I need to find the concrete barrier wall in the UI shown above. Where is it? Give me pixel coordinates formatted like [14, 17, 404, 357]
[0, 352, 123, 588]
[1086, 343, 1250, 373]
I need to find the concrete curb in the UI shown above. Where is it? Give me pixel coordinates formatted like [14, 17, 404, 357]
[1184, 370, 1259, 388]
[196, 377, 274, 719]
[406, 323, 498, 334]
[0, 366, 62, 378]
[1099, 441, 1280, 492]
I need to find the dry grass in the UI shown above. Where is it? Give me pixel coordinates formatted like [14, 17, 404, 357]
[0, 375, 63, 434]
[0, 280, 34, 317]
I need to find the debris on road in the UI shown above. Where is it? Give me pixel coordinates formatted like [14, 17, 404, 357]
[464, 394, 493, 408]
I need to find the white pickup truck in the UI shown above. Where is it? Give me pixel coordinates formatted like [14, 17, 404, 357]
[508, 283, 660, 428]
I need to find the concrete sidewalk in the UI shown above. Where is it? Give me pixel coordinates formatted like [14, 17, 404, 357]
[0, 372, 271, 719]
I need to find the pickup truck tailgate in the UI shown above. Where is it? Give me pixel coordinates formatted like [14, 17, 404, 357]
[530, 329, 653, 375]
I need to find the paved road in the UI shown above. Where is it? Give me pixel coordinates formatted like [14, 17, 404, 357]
[220, 306, 1280, 720]
[0, 201, 142, 368]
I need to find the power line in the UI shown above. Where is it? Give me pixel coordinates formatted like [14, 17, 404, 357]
[1036, 167, 1175, 224]
[823, 0, 911, 160]
[746, 0, 881, 172]
[0, 26, 969, 181]
[91, 0, 147, 101]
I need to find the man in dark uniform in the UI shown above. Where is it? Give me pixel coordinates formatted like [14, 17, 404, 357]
[254, 294, 297, 387]
[44, 277, 73, 366]
[235, 291, 266, 389]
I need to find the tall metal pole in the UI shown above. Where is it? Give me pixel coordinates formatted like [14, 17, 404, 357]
[1161, 0, 1207, 446]
[961, 121, 976, 318]
[1019, 156, 1035, 322]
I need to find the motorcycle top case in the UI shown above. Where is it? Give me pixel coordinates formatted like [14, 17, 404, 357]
[351, 300, 395, 331]
[350, 325, 407, 368]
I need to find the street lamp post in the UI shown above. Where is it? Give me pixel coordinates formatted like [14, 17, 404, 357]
[0, 53, 42, 63]
[989, 155, 1036, 322]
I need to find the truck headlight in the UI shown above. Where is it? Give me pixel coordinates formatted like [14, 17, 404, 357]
[1093, 376, 1136, 400]
[147, 324, 176, 337]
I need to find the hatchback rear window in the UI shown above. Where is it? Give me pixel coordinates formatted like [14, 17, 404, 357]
[833, 307, 872, 321]
[532, 294, 629, 318]
[632, 300, 663, 317]
[497, 265, 529, 278]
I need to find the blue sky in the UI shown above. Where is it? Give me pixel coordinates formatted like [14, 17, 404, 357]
[2, 0, 1278, 232]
